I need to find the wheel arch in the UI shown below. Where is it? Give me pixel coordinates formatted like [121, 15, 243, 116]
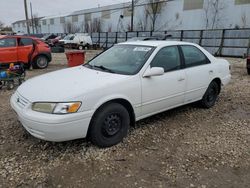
[211, 77, 222, 94]
[87, 98, 136, 138]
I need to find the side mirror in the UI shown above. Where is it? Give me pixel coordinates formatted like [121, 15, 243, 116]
[143, 67, 164, 77]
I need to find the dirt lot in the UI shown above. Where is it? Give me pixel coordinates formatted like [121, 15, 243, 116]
[0, 52, 249, 188]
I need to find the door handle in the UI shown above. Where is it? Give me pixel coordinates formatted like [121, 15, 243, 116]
[178, 78, 185, 82]
[209, 70, 214, 74]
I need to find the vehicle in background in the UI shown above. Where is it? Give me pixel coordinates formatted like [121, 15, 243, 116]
[41, 34, 57, 43]
[0, 35, 52, 69]
[48, 36, 62, 47]
[247, 56, 250, 75]
[59, 33, 92, 50]
[11, 41, 231, 147]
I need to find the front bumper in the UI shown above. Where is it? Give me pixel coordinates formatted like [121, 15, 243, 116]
[10, 93, 93, 142]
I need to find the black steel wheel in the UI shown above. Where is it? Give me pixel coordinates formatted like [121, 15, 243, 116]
[89, 103, 130, 148]
[200, 81, 219, 108]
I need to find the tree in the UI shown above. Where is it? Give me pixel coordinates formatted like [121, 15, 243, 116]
[64, 21, 80, 33]
[204, 0, 227, 29]
[33, 14, 40, 33]
[0, 20, 4, 30]
[145, 0, 167, 31]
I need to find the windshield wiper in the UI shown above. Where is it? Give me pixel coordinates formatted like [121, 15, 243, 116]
[92, 65, 115, 73]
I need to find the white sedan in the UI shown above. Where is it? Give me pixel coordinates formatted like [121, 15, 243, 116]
[11, 41, 231, 147]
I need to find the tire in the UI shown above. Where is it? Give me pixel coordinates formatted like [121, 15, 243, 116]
[0, 81, 3, 90]
[89, 103, 130, 148]
[78, 45, 84, 50]
[200, 81, 219, 108]
[51, 46, 65, 53]
[7, 81, 15, 90]
[33, 55, 49, 69]
[24, 63, 31, 70]
[248, 68, 250, 75]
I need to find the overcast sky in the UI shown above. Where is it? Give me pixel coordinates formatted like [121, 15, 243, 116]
[0, 0, 130, 26]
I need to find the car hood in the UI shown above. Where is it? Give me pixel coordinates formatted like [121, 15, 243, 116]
[17, 66, 130, 102]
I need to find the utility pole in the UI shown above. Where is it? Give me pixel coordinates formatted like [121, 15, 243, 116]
[24, 0, 30, 34]
[30, 2, 34, 34]
[131, 0, 134, 32]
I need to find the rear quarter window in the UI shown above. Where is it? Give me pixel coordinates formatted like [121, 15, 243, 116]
[19, 38, 33, 46]
[181, 45, 209, 68]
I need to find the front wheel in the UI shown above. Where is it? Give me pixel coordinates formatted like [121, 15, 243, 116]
[33, 56, 49, 69]
[89, 103, 130, 148]
[247, 68, 250, 75]
[200, 81, 219, 108]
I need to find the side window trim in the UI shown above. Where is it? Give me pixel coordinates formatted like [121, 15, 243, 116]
[150, 45, 182, 73]
[180, 45, 211, 69]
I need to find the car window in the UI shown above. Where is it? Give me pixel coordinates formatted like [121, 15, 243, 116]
[87, 45, 154, 75]
[181, 45, 208, 68]
[19, 38, 33, 46]
[69, 36, 75, 40]
[0, 38, 17, 48]
[151, 46, 181, 72]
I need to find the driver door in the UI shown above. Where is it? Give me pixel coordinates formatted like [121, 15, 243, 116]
[141, 46, 186, 116]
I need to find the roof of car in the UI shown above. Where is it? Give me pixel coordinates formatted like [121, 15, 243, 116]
[120, 40, 195, 47]
[0, 35, 39, 40]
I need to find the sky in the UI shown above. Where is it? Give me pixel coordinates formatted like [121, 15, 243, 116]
[0, 0, 130, 26]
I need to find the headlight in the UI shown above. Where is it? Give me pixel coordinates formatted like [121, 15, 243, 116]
[32, 102, 81, 114]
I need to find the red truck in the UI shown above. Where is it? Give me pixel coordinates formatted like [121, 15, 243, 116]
[0, 35, 52, 69]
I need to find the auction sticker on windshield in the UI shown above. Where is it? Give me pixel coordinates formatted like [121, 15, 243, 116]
[133, 47, 152, 52]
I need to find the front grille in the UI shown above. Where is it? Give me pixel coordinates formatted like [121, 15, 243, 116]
[15, 92, 30, 109]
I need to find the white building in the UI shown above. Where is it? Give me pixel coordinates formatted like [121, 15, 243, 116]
[12, 0, 250, 34]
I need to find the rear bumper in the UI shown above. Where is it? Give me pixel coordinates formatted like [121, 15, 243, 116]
[222, 75, 231, 86]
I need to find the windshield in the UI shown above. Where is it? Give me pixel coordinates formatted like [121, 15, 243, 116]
[64, 35, 74, 40]
[85, 45, 154, 75]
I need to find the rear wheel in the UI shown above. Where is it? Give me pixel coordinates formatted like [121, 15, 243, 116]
[248, 68, 250, 75]
[7, 81, 15, 90]
[33, 55, 49, 69]
[89, 103, 130, 148]
[200, 81, 219, 108]
[78, 45, 84, 50]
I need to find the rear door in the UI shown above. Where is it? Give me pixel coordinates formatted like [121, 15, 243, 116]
[0, 37, 18, 63]
[17, 38, 34, 63]
[180, 45, 214, 103]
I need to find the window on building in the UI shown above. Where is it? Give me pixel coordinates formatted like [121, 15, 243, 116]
[72, 15, 78, 22]
[85, 13, 91, 22]
[42, 20, 46, 25]
[235, 0, 250, 4]
[146, 1, 164, 14]
[18, 23, 20, 27]
[60, 17, 65, 24]
[22, 22, 26, 27]
[183, 0, 204, 10]
[50, 19, 54, 25]
[123, 8, 131, 17]
[102, 10, 111, 19]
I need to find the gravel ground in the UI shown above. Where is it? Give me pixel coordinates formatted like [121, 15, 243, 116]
[0, 52, 249, 188]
